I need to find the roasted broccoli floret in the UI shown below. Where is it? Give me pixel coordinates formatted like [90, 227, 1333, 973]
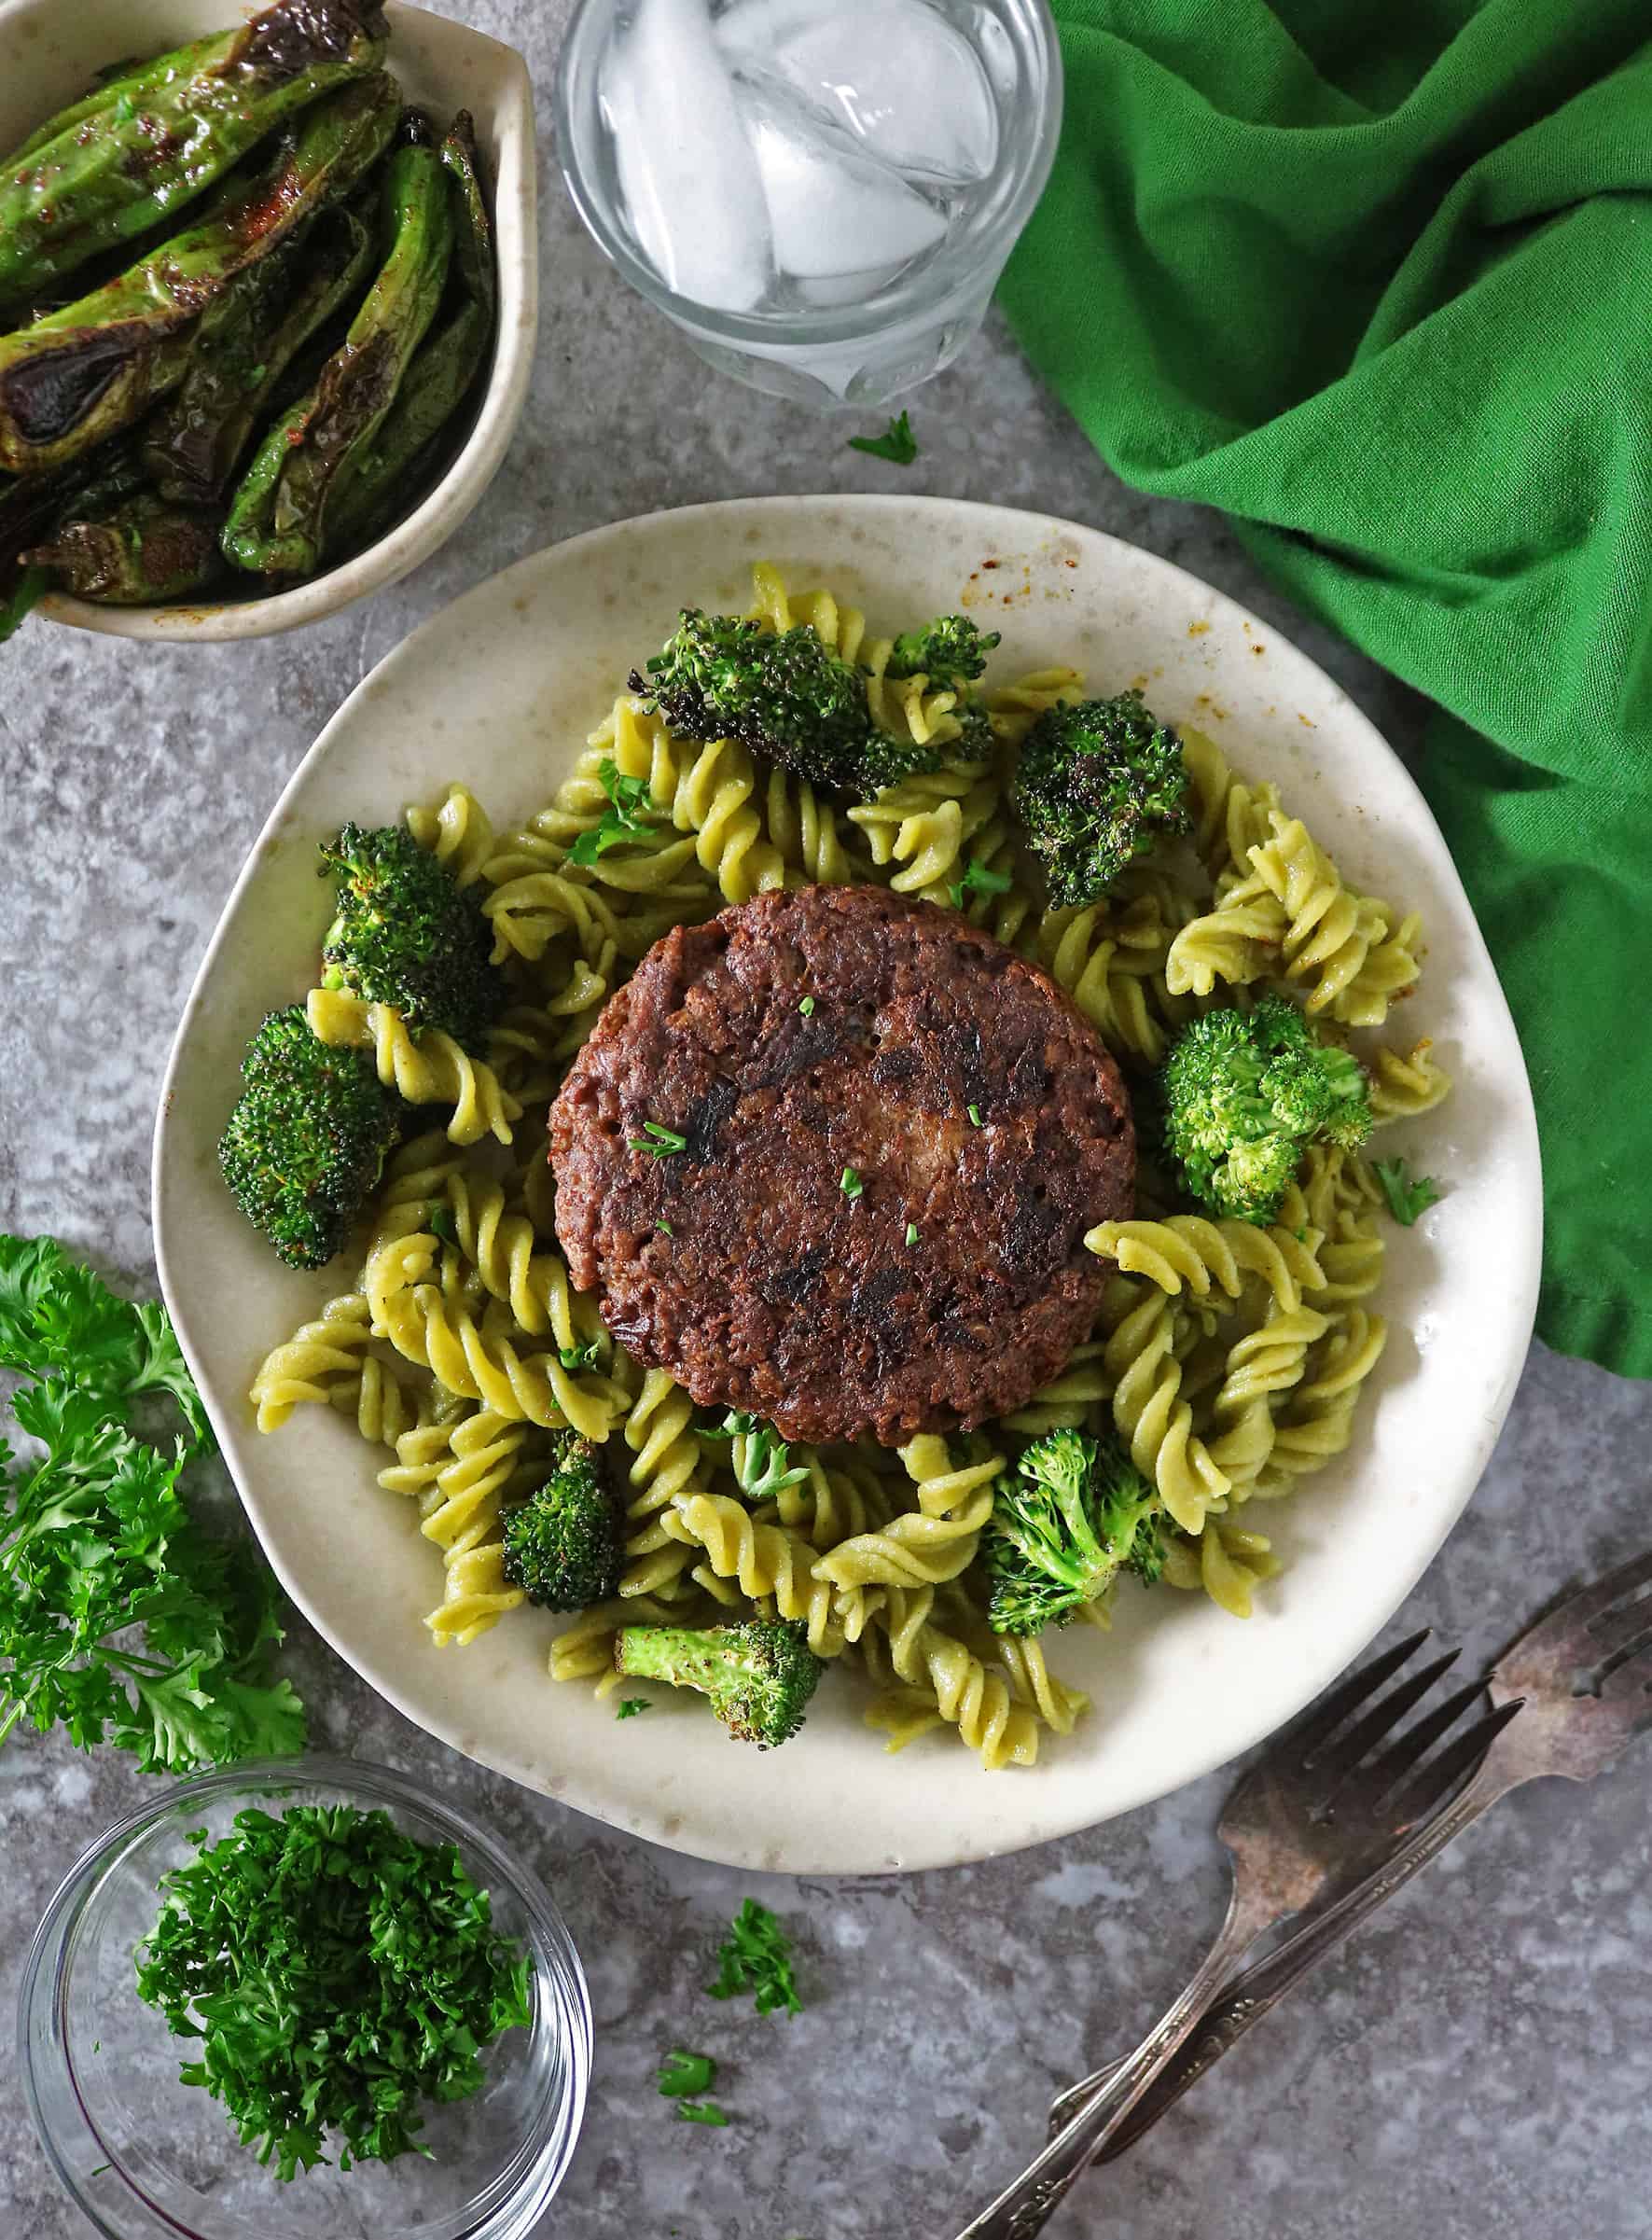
[1010, 691, 1191, 908]
[885, 615, 1000, 686]
[319, 822, 502, 1049]
[1160, 995, 1373, 1224]
[983, 1429, 1163, 1635]
[632, 608, 941, 798]
[500, 1439, 620, 1611]
[218, 1006, 401, 1270]
[613, 1619, 823, 1746]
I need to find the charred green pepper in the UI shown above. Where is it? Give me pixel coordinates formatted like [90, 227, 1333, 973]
[328, 113, 498, 553]
[0, 1, 389, 308]
[4, 37, 220, 170]
[22, 491, 224, 605]
[0, 73, 400, 477]
[145, 196, 378, 504]
[224, 118, 454, 578]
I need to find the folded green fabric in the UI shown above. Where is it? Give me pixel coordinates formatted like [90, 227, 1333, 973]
[999, 0, 1652, 1378]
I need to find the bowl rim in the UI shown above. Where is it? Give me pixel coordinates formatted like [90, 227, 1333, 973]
[18, 1754, 592, 2240]
[150, 491, 1545, 1877]
[0, 0, 539, 644]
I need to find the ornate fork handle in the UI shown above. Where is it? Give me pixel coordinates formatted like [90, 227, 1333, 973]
[1048, 1751, 1518, 2155]
[1095, 1754, 1517, 2158]
[949, 1883, 1276, 2240]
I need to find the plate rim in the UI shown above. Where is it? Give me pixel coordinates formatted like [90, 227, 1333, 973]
[152, 493, 1543, 1872]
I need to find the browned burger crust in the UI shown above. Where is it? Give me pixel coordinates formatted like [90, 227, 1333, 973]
[549, 884, 1135, 1446]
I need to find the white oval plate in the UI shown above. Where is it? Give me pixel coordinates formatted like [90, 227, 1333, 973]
[154, 497, 1541, 1873]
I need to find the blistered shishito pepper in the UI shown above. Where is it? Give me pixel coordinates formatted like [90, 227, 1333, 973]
[5, 38, 220, 170]
[0, 0, 389, 308]
[22, 491, 225, 605]
[145, 195, 378, 505]
[224, 118, 454, 578]
[328, 113, 500, 554]
[0, 75, 400, 477]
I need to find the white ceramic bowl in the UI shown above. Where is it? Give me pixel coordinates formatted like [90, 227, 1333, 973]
[154, 495, 1543, 1874]
[0, 0, 536, 642]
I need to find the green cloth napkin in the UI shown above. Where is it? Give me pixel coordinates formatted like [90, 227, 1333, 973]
[999, 0, 1652, 1379]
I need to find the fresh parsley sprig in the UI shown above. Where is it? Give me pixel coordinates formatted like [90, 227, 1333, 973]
[135, 1802, 532, 2178]
[698, 1409, 810, 1503]
[1372, 1158, 1442, 1226]
[568, 758, 662, 866]
[0, 1236, 304, 1773]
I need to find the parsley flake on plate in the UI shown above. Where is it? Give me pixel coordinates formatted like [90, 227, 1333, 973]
[617, 1696, 653, 1719]
[840, 1166, 863, 1199]
[568, 758, 661, 866]
[947, 856, 1013, 911]
[631, 1120, 687, 1160]
[1372, 1157, 1442, 1226]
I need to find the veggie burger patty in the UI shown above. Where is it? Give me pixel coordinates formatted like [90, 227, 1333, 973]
[550, 883, 1135, 1446]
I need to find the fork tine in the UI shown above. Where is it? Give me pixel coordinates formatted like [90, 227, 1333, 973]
[1359, 1677, 1489, 1798]
[1289, 1630, 1433, 1761]
[1388, 1698, 1523, 1820]
[1585, 1589, 1652, 1665]
[1312, 1649, 1462, 1780]
[1602, 1639, 1652, 1706]
[1506, 1550, 1652, 1660]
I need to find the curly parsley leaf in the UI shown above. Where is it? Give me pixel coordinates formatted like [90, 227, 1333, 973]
[568, 758, 662, 866]
[616, 1695, 653, 1719]
[847, 410, 918, 466]
[707, 1897, 803, 2018]
[560, 1340, 603, 1373]
[0, 1235, 304, 1773]
[1372, 1158, 1442, 1226]
[947, 856, 1014, 912]
[676, 2099, 731, 2127]
[135, 1803, 532, 2179]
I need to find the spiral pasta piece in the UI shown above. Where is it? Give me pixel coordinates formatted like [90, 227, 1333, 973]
[306, 987, 521, 1147]
[1163, 1515, 1282, 1618]
[250, 1292, 377, 1432]
[1085, 1216, 1326, 1314]
[863, 1587, 1040, 1770]
[663, 1490, 865, 1658]
[1103, 1287, 1230, 1535]
[406, 781, 495, 887]
[1368, 1037, 1451, 1120]
[441, 1169, 598, 1353]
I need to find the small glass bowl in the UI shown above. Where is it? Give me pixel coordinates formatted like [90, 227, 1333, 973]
[18, 1758, 590, 2240]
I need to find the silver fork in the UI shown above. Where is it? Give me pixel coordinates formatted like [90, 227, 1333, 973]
[1046, 1546, 1652, 2157]
[948, 1627, 1517, 2240]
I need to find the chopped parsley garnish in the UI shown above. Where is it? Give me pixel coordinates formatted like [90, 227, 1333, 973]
[568, 758, 660, 865]
[840, 1166, 863, 1199]
[676, 2100, 730, 2127]
[848, 410, 918, 466]
[967, 1104, 982, 1127]
[905, 1222, 919, 1246]
[1372, 1158, 1442, 1226]
[798, 995, 815, 1017]
[0, 1234, 305, 1773]
[709, 1898, 803, 2017]
[699, 1409, 808, 1500]
[113, 91, 136, 122]
[947, 856, 1014, 911]
[427, 1202, 458, 1245]
[134, 1802, 531, 2179]
[656, 1222, 673, 1236]
[617, 1696, 653, 1719]
[559, 1340, 603, 1372]
[631, 1120, 687, 1159]
[658, 2048, 717, 2096]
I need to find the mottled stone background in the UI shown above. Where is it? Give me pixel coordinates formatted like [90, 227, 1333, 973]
[3, 4, 1649, 2234]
